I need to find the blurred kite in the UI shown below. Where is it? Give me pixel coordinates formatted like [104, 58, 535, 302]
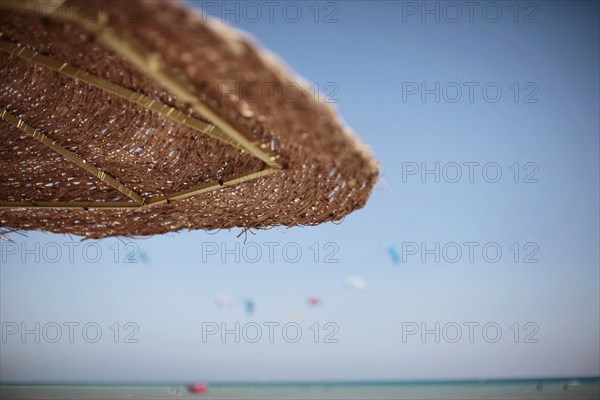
[307, 296, 322, 307]
[291, 311, 305, 322]
[138, 250, 149, 264]
[244, 298, 255, 315]
[344, 276, 367, 291]
[215, 294, 235, 307]
[386, 245, 400, 265]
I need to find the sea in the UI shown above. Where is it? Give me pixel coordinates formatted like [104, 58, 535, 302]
[1, 378, 599, 399]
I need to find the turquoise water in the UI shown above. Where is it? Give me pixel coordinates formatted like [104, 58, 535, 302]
[1, 379, 599, 399]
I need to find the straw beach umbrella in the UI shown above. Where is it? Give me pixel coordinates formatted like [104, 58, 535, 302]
[0, 0, 379, 238]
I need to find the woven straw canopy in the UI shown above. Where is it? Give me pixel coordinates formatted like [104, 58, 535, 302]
[0, 0, 379, 238]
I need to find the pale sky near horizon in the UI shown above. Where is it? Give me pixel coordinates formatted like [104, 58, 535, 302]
[1, 1, 599, 382]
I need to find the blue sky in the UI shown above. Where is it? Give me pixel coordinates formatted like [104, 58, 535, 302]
[1, 1, 599, 382]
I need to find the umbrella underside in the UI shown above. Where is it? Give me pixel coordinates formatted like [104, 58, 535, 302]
[0, 0, 379, 238]
[0, 39, 278, 209]
[0, 3, 281, 210]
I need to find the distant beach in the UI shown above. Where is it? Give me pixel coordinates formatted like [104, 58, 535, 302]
[2, 378, 599, 399]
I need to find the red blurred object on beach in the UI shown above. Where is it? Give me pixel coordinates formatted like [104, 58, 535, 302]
[188, 382, 208, 395]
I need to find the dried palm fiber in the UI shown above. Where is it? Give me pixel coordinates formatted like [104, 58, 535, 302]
[0, 0, 379, 238]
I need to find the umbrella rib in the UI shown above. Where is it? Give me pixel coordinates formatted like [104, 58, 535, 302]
[0, 167, 277, 209]
[0, 38, 232, 148]
[0, 201, 138, 209]
[142, 167, 277, 208]
[0, 1, 284, 169]
[0, 105, 278, 209]
[64, 6, 284, 169]
[0, 107, 146, 205]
